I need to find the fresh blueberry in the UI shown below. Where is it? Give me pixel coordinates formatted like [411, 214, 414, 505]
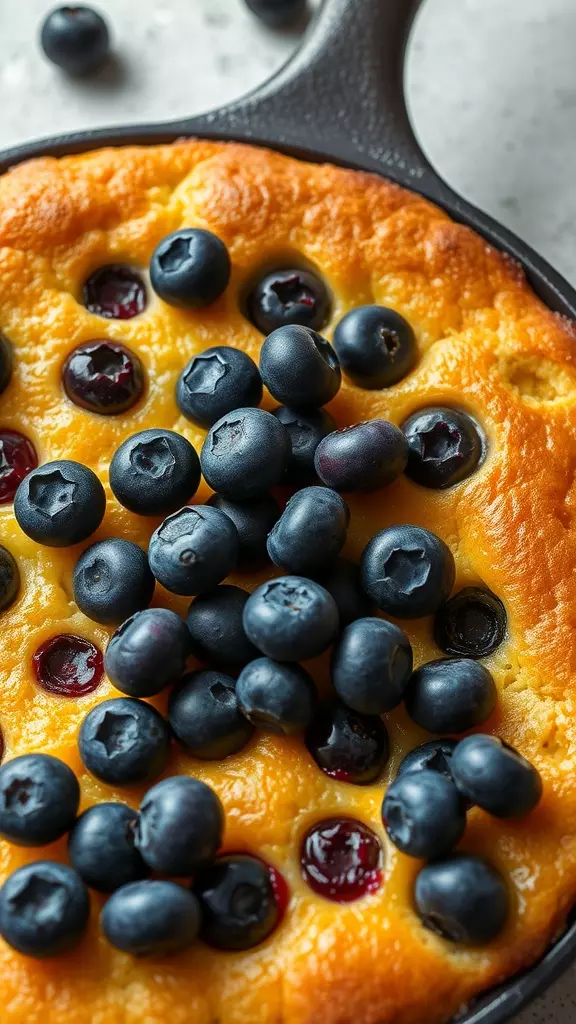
[259, 325, 340, 408]
[236, 658, 317, 735]
[397, 739, 458, 782]
[0, 332, 13, 395]
[247, 268, 330, 335]
[404, 658, 497, 734]
[273, 405, 336, 484]
[267, 486, 350, 574]
[150, 229, 231, 309]
[186, 585, 258, 667]
[101, 880, 201, 956]
[14, 460, 106, 547]
[83, 265, 147, 320]
[68, 802, 149, 892]
[78, 697, 170, 786]
[333, 305, 418, 389]
[0, 429, 38, 505]
[414, 854, 509, 944]
[148, 505, 238, 596]
[0, 754, 80, 846]
[40, 5, 110, 75]
[0, 862, 90, 958]
[194, 854, 279, 950]
[360, 524, 455, 618]
[450, 734, 542, 818]
[383, 771, 466, 859]
[63, 341, 145, 415]
[207, 492, 280, 571]
[73, 538, 154, 625]
[168, 670, 254, 760]
[315, 420, 408, 492]
[243, 575, 339, 661]
[312, 557, 375, 626]
[176, 347, 262, 428]
[0, 546, 20, 612]
[135, 776, 224, 876]
[105, 607, 191, 698]
[109, 429, 201, 516]
[434, 587, 507, 658]
[402, 407, 484, 489]
[201, 407, 291, 500]
[305, 701, 389, 784]
[331, 617, 412, 715]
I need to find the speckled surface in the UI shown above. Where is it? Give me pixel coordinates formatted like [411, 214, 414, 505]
[1, 1, 576, 1021]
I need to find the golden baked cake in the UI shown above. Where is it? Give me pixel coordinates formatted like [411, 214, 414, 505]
[0, 139, 574, 1024]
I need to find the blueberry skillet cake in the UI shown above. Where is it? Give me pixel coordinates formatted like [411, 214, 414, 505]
[0, 140, 573, 1024]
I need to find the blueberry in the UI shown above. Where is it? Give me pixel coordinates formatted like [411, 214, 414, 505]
[267, 486, 350, 574]
[402, 407, 484, 489]
[168, 670, 254, 760]
[383, 772, 466, 859]
[83, 265, 147, 320]
[186, 585, 258, 667]
[207, 492, 280, 570]
[63, 341, 144, 415]
[315, 420, 408, 492]
[360, 524, 455, 618]
[73, 538, 154, 625]
[40, 5, 110, 75]
[273, 405, 336, 484]
[312, 558, 375, 626]
[434, 587, 507, 658]
[397, 739, 458, 782]
[101, 880, 201, 956]
[414, 854, 509, 944]
[109, 429, 201, 516]
[331, 617, 412, 715]
[333, 305, 418, 389]
[148, 505, 238, 596]
[305, 701, 389, 784]
[247, 268, 330, 335]
[450, 734, 542, 818]
[259, 325, 340, 408]
[176, 347, 262, 428]
[68, 802, 149, 892]
[0, 546, 20, 612]
[105, 607, 191, 698]
[15, 460, 106, 547]
[0, 862, 90, 958]
[404, 658, 497, 734]
[150, 229, 231, 309]
[236, 658, 317, 735]
[201, 408, 290, 500]
[78, 698, 170, 786]
[194, 854, 279, 950]
[243, 575, 339, 661]
[0, 754, 80, 846]
[135, 776, 224, 876]
[0, 429, 37, 505]
[0, 332, 13, 395]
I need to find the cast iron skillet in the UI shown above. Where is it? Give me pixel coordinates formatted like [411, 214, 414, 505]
[1, 1, 575, 1021]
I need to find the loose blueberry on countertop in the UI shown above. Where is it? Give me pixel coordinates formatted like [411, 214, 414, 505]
[0, 753, 80, 847]
[63, 340, 144, 415]
[397, 739, 458, 782]
[0, 861, 90, 958]
[169, 670, 254, 760]
[315, 420, 408, 492]
[405, 658, 497, 734]
[33, 634, 103, 697]
[243, 576, 339, 662]
[305, 701, 389, 785]
[402, 407, 484, 490]
[0, 546, 20, 613]
[15, 460, 106, 547]
[0, 332, 13, 395]
[237, 657, 317, 735]
[105, 607, 190, 698]
[414, 854, 509, 945]
[150, 229, 231, 309]
[273, 405, 335, 484]
[383, 771, 466, 859]
[450, 734, 542, 818]
[434, 586, 507, 658]
[194, 854, 280, 950]
[333, 305, 418, 390]
[110, 428, 201, 516]
[78, 697, 170, 786]
[360, 524, 455, 618]
[148, 504, 239, 596]
[267, 486, 349, 575]
[312, 558, 375, 626]
[207, 491, 280, 571]
[331, 617, 412, 716]
[247, 268, 330, 335]
[186, 585, 258, 668]
[73, 538, 154, 625]
[135, 776, 224, 876]
[83, 265, 146, 319]
[68, 802, 149, 893]
[0, 431, 38, 505]
[301, 818, 383, 902]
[176, 346, 262, 428]
[101, 880, 202, 957]
[40, 5, 110, 75]
[245, 0, 307, 29]
[259, 324, 340, 408]
[201, 407, 291, 500]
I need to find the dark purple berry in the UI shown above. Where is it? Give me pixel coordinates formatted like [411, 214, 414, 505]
[247, 268, 330, 334]
[63, 341, 144, 415]
[315, 419, 408, 492]
[402, 407, 484, 489]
